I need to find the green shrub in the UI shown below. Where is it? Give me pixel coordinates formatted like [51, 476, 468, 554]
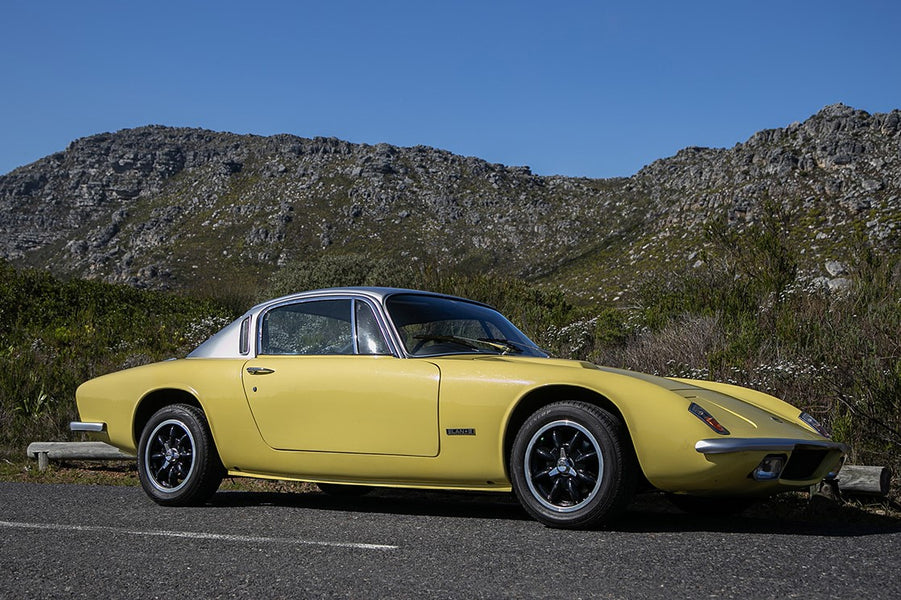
[0, 261, 235, 454]
[263, 254, 406, 299]
[608, 235, 900, 472]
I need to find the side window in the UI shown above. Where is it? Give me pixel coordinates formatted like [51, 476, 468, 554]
[260, 299, 353, 355]
[355, 301, 391, 355]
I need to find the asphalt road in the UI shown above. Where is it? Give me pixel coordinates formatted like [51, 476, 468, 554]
[1, 482, 900, 599]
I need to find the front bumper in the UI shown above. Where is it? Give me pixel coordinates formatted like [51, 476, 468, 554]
[696, 437, 848, 484]
[695, 437, 850, 455]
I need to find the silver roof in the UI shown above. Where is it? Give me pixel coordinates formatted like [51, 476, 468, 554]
[188, 287, 494, 359]
[244, 287, 493, 313]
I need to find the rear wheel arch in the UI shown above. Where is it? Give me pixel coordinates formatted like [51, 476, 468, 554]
[132, 389, 204, 448]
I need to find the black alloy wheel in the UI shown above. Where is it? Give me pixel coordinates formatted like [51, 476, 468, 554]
[137, 404, 224, 506]
[511, 401, 636, 529]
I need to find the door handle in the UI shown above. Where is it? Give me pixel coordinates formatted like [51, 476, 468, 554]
[246, 367, 275, 375]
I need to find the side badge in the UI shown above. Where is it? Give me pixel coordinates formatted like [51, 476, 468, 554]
[446, 428, 476, 436]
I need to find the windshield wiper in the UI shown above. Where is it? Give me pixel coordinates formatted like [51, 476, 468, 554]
[477, 337, 524, 354]
[413, 334, 521, 354]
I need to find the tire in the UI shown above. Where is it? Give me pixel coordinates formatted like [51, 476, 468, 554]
[511, 401, 636, 529]
[317, 482, 372, 497]
[137, 404, 225, 506]
[666, 494, 757, 516]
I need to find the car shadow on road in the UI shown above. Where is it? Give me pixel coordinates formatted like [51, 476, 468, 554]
[206, 487, 901, 537]
[209, 487, 532, 522]
[613, 493, 901, 537]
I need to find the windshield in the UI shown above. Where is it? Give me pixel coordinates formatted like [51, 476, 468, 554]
[385, 293, 547, 357]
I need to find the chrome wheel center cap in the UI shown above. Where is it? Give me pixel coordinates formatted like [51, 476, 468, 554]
[556, 457, 573, 473]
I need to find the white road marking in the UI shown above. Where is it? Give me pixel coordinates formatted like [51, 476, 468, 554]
[0, 520, 397, 551]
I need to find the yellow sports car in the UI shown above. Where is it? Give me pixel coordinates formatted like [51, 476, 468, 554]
[72, 288, 847, 528]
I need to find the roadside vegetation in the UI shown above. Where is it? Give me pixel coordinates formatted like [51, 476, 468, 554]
[0, 261, 234, 455]
[1, 222, 898, 496]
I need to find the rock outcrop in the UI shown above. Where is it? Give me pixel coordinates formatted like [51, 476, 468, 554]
[1, 104, 898, 298]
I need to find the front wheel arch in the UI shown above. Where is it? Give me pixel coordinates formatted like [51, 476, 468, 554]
[503, 386, 635, 476]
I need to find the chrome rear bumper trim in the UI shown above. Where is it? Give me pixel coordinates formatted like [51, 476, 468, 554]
[69, 422, 106, 433]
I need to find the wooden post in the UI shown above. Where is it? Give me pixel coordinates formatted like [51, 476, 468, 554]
[836, 465, 892, 496]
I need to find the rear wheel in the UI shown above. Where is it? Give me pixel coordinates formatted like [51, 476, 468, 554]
[137, 404, 224, 506]
[511, 401, 636, 529]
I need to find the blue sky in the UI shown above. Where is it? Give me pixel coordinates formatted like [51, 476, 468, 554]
[2, 0, 899, 178]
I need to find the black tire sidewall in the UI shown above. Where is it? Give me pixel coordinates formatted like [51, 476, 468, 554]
[137, 404, 223, 506]
[511, 401, 633, 529]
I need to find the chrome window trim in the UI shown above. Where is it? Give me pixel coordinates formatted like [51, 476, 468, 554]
[352, 298, 396, 356]
[239, 317, 251, 355]
[695, 438, 850, 455]
[350, 298, 359, 354]
[356, 296, 400, 357]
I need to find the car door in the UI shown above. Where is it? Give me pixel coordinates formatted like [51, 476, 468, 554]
[241, 297, 440, 456]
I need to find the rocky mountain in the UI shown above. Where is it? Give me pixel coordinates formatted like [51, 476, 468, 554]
[1, 104, 898, 300]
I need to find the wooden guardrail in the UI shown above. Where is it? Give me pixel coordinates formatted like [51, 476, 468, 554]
[26, 442, 134, 470]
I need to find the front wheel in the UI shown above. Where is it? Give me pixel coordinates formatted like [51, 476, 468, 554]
[137, 404, 224, 506]
[511, 401, 636, 529]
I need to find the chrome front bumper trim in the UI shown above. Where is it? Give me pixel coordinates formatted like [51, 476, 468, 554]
[70, 421, 106, 433]
[695, 437, 849, 455]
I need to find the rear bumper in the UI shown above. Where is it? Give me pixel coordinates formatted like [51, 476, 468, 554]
[70, 421, 106, 433]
